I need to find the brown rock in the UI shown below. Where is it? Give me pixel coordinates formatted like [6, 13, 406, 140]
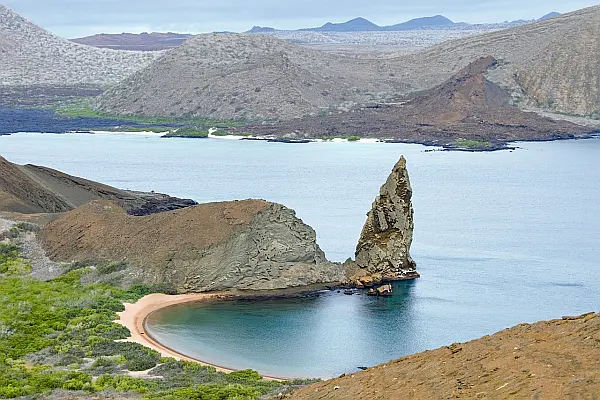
[354, 156, 418, 281]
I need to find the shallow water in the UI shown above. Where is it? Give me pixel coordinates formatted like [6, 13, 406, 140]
[1, 133, 599, 378]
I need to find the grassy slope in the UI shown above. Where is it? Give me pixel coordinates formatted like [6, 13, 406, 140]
[0, 234, 311, 399]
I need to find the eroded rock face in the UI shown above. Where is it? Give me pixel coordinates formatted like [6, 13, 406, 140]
[354, 156, 418, 280]
[39, 199, 347, 293]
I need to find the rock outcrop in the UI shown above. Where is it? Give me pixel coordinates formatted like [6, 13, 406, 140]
[39, 199, 347, 293]
[354, 156, 418, 281]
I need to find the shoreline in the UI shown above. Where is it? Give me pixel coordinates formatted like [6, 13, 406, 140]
[116, 292, 286, 381]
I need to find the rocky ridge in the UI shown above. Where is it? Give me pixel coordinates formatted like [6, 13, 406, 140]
[354, 156, 418, 281]
[0, 5, 158, 86]
[38, 199, 347, 292]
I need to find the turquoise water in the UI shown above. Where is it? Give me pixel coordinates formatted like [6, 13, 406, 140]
[1, 133, 599, 378]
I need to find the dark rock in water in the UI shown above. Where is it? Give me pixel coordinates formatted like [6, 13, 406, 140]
[354, 156, 419, 281]
[126, 192, 198, 216]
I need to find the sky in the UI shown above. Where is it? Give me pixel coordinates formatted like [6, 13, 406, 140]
[3, 0, 598, 38]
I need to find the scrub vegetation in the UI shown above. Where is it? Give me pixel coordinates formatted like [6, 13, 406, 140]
[0, 243, 312, 399]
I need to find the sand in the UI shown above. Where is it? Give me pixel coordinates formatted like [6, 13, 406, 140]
[115, 292, 283, 380]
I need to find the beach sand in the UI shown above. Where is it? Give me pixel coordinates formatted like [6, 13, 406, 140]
[116, 292, 284, 380]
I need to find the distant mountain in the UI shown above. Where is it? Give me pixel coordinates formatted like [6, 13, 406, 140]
[247, 12, 565, 33]
[384, 15, 454, 30]
[71, 32, 192, 51]
[304, 17, 380, 32]
[0, 5, 158, 87]
[247, 26, 276, 33]
[538, 12, 561, 20]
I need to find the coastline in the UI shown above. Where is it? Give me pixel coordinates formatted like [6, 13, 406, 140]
[115, 292, 285, 381]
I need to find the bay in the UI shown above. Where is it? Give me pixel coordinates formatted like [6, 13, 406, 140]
[1, 133, 599, 378]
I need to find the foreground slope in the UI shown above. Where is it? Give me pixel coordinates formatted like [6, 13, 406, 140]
[0, 5, 158, 86]
[290, 313, 600, 399]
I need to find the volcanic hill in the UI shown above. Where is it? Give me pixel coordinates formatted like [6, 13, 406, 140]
[93, 33, 406, 120]
[71, 32, 192, 51]
[0, 5, 158, 87]
[94, 6, 600, 120]
[246, 56, 595, 149]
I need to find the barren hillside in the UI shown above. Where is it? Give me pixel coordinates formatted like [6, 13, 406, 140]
[389, 5, 600, 116]
[94, 33, 408, 120]
[95, 6, 600, 120]
[289, 313, 600, 399]
[71, 32, 192, 51]
[0, 5, 159, 86]
[247, 57, 595, 148]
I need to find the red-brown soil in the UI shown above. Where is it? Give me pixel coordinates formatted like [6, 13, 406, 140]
[289, 313, 600, 400]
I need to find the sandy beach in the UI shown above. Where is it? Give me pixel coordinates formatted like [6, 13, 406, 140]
[116, 292, 284, 380]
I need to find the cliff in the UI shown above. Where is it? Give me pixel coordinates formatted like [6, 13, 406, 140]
[38, 199, 346, 292]
[354, 156, 418, 282]
[289, 313, 600, 399]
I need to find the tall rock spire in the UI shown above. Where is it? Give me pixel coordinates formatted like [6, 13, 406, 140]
[355, 156, 418, 280]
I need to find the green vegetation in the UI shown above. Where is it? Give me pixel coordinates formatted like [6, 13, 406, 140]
[347, 136, 361, 142]
[0, 243, 31, 275]
[162, 127, 209, 138]
[453, 139, 492, 149]
[55, 105, 243, 128]
[0, 244, 310, 399]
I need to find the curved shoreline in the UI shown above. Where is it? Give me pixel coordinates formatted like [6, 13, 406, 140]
[115, 292, 284, 381]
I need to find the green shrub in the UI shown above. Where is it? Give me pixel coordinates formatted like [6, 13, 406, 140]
[347, 136, 361, 142]
[97, 260, 128, 275]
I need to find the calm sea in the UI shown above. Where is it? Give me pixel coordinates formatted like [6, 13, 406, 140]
[1, 133, 599, 378]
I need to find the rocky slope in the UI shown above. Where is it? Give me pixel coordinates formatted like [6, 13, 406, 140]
[38, 199, 346, 292]
[0, 5, 158, 86]
[71, 32, 192, 51]
[246, 57, 595, 149]
[354, 156, 418, 281]
[289, 312, 600, 399]
[390, 5, 600, 116]
[0, 156, 194, 215]
[94, 33, 406, 120]
[94, 6, 600, 120]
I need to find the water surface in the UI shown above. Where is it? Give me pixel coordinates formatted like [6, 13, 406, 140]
[1, 133, 599, 378]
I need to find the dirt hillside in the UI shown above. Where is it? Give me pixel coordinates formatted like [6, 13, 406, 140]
[289, 313, 600, 400]
[0, 155, 143, 213]
[0, 156, 193, 215]
[246, 57, 594, 149]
